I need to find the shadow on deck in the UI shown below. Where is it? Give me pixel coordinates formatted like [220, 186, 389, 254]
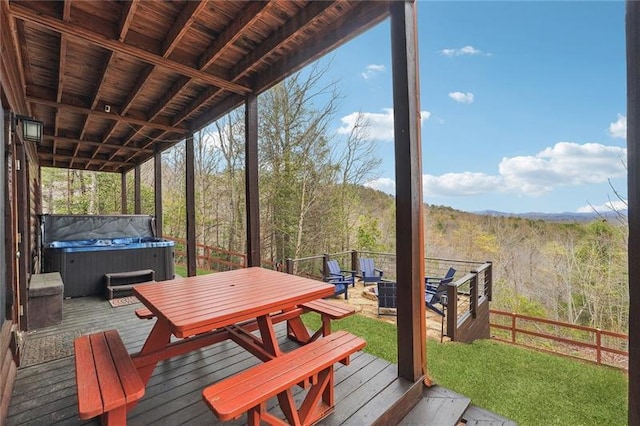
[7, 297, 513, 425]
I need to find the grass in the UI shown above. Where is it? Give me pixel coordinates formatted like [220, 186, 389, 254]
[173, 264, 213, 277]
[302, 313, 628, 425]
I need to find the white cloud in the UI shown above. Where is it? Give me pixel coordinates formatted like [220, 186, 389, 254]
[498, 142, 626, 195]
[338, 108, 431, 142]
[361, 64, 386, 80]
[449, 92, 474, 104]
[576, 200, 628, 214]
[366, 142, 627, 200]
[424, 172, 502, 197]
[365, 178, 396, 195]
[609, 114, 627, 139]
[440, 45, 490, 57]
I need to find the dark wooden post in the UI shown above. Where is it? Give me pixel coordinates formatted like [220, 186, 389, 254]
[154, 150, 163, 238]
[390, 0, 426, 382]
[322, 254, 329, 279]
[121, 172, 127, 214]
[486, 261, 493, 301]
[134, 164, 141, 214]
[446, 284, 457, 341]
[185, 132, 197, 277]
[286, 258, 293, 275]
[351, 250, 358, 274]
[470, 272, 477, 319]
[626, 2, 639, 422]
[245, 93, 260, 267]
[15, 142, 28, 330]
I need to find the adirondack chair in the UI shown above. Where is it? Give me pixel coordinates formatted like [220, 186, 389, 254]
[425, 267, 456, 293]
[359, 258, 384, 286]
[323, 259, 356, 299]
[425, 276, 454, 316]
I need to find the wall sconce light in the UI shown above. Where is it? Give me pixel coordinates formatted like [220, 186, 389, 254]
[15, 115, 44, 144]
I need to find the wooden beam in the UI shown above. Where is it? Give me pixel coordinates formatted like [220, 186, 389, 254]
[198, 1, 269, 70]
[118, 0, 139, 42]
[253, 1, 389, 94]
[390, 1, 426, 383]
[245, 94, 260, 267]
[163, 1, 208, 57]
[26, 96, 187, 133]
[154, 150, 163, 238]
[37, 151, 129, 167]
[10, 2, 252, 95]
[230, 1, 335, 80]
[42, 135, 153, 154]
[626, 1, 640, 423]
[185, 132, 197, 276]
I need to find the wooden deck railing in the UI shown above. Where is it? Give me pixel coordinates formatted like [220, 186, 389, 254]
[490, 310, 629, 370]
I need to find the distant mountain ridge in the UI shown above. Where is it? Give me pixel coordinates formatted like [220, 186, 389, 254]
[474, 209, 627, 223]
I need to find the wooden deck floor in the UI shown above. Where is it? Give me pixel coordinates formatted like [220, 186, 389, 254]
[7, 296, 405, 425]
[7, 296, 515, 425]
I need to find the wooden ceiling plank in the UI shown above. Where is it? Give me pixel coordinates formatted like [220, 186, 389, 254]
[198, 1, 270, 70]
[147, 76, 190, 122]
[185, 1, 337, 132]
[118, 0, 140, 42]
[26, 96, 188, 133]
[10, 2, 252, 95]
[230, 1, 335, 80]
[163, 0, 208, 57]
[145, 2, 268, 133]
[15, 20, 33, 91]
[255, 2, 390, 93]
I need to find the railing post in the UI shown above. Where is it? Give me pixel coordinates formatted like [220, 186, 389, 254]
[322, 254, 329, 279]
[470, 272, 478, 318]
[351, 250, 358, 275]
[285, 258, 293, 275]
[596, 328, 602, 365]
[511, 313, 517, 343]
[447, 284, 457, 341]
[486, 261, 492, 301]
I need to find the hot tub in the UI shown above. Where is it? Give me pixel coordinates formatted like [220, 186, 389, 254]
[40, 215, 175, 298]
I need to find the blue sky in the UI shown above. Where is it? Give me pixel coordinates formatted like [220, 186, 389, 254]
[323, 1, 627, 214]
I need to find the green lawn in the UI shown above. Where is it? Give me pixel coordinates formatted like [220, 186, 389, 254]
[301, 313, 628, 426]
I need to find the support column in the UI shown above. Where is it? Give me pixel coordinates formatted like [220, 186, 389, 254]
[154, 150, 163, 238]
[390, 0, 426, 383]
[121, 172, 127, 214]
[626, 2, 639, 422]
[185, 133, 196, 276]
[134, 164, 141, 214]
[245, 94, 260, 267]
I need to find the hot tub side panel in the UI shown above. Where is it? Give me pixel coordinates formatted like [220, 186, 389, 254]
[43, 245, 175, 298]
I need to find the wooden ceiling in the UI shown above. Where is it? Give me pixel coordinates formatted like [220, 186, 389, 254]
[4, 0, 390, 173]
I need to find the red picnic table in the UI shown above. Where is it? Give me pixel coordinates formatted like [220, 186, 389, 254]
[131, 267, 335, 385]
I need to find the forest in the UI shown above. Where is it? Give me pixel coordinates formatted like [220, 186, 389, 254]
[39, 64, 629, 335]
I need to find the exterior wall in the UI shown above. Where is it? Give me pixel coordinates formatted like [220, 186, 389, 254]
[1, 105, 5, 322]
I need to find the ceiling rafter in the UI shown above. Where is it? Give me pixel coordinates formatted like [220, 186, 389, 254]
[9, 2, 251, 95]
[27, 96, 188, 133]
[118, 0, 139, 42]
[170, 1, 335, 131]
[83, 0, 141, 169]
[96, 1, 208, 170]
[44, 135, 153, 154]
[120, 1, 271, 161]
[38, 150, 130, 167]
[163, 1, 208, 57]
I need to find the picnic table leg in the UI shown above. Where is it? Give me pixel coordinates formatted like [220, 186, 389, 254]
[256, 315, 282, 357]
[134, 319, 172, 386]
[286, 316, 312, 343]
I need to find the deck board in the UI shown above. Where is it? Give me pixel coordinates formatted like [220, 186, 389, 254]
[6, 297, 399, 425]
